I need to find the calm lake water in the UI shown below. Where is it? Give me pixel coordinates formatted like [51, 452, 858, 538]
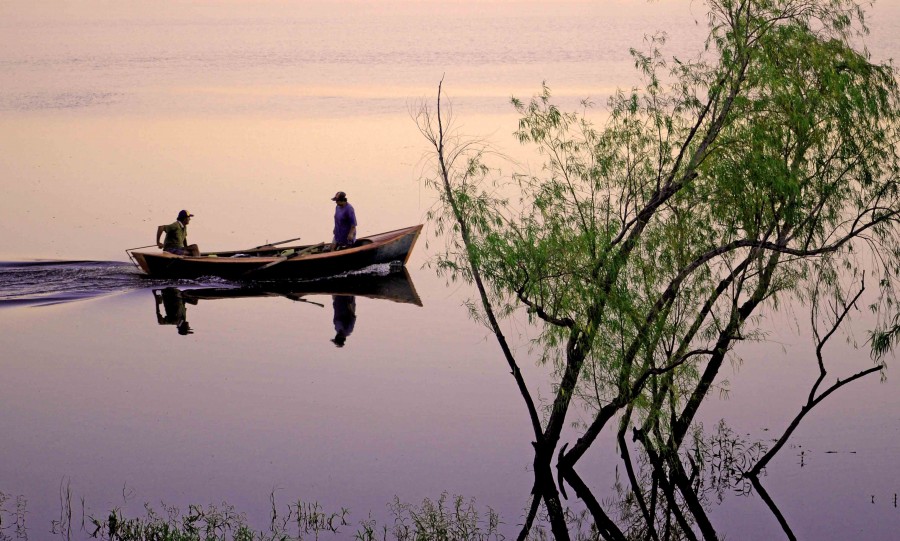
[2, 1, 900, 539]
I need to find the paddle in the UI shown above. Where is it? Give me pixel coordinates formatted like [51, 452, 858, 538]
[125, 244, 160, 269]
[242, 242, 325, 278]
[126, 244, 159, 251]
[281, 294, 325, 307]
[247, 236, 304, 251]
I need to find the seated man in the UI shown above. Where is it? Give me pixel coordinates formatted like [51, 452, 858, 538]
[156, 210, 200, 256]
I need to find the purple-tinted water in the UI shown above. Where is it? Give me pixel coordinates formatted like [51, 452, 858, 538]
[2, 1, 900, 539]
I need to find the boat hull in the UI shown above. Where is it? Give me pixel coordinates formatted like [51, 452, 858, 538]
[130, 225, 422, 280]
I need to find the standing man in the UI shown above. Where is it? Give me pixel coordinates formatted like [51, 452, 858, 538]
[156, 210, 200, 256]
[330, 191, 357, 251]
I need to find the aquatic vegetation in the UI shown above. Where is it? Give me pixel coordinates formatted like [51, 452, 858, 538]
[0, 490, 510, 541]
[0, 490, 28, 541]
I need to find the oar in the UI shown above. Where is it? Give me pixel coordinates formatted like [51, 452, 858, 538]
[248, 236, 304, 251]
[126, 244, 159, 251]
[280, 294, 325, 307]
[125, 244, 159, 269]
[242, 242, 325, 278]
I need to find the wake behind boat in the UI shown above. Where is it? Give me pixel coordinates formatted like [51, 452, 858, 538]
[128, 225, 422, 280]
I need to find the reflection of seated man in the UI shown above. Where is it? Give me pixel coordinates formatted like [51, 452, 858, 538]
[154, 287, 197, 335]
[331, 295, 356, 347]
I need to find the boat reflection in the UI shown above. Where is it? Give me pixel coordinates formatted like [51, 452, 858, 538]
[151, 269, 422, 340]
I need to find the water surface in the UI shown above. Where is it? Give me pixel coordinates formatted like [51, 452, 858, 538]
[2, 1, 900, 539]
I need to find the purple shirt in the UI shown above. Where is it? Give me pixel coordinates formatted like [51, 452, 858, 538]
[333, 203, 357, 246]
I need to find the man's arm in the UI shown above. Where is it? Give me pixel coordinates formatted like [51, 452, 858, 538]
[156, 225, 166, 249]
[348, 207, 357, 242]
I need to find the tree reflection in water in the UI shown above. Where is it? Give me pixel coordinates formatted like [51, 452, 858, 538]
[537, 284, 885, 541]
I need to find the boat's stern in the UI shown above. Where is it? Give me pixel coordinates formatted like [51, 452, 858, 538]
[127, 251, 153, 275]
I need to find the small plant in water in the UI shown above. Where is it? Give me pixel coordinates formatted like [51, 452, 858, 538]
[0, 491, 29, 541]
[386, 492, 503, 541]
[88, 503, 254, 541]
[3, 489, 508, 541]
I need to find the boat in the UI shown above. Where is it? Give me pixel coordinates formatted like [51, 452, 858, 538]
[128, 225, 423, 280]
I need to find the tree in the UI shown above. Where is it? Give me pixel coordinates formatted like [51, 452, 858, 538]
[415, 0, 900, 539]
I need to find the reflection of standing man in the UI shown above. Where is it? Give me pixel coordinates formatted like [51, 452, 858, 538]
[154, 288, 196, 335]
[331, 295, 356, 347]
[330, 191, 357, 251]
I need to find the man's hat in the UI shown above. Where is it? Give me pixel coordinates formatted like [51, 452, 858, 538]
[331, 191, 347, 202]
[177, 210, 194, 220]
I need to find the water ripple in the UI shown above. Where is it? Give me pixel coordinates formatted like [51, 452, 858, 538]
[0, 260, 401, 307]
[0, 261, 147, 307]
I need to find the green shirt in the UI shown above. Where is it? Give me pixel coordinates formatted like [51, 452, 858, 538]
[162, 220, 188, 251]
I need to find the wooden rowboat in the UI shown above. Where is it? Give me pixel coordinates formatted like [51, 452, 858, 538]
[129, 224, 423, 280]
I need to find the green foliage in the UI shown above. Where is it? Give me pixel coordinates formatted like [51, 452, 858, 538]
[417, 2, 900, 535]
[419, 0, 900, 415]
